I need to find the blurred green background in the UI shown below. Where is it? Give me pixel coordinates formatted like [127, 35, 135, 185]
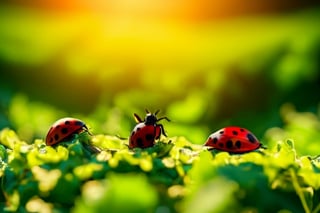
[0, 0, 320, 146]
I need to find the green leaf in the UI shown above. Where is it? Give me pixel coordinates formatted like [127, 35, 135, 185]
[73, 174, 158, 213]
[182, 177, 238, 213]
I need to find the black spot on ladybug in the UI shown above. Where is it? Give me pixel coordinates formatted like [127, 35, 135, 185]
[145, 134, 154, 141]
[218, 143, 224, 148]
[226, 140, 233, 149]
[65, 121, 71, 125]
[131, 131, 135, 136]
[247, 133, 256, 143]
[232, 130, 238, 136]
[61, 128, 68, 134]
[235, 140, 241, 148]
[240, 128, 245, 132]
[219, 131, 224, 134]
[136, 138, 143, 147]
[54, 134, 59, 141]
[213, 137, 218, 144]
[75, 121, 83, 126]
[136, 128, 141, 131]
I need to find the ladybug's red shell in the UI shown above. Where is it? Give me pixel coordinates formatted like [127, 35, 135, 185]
[45, 117, 89, 146]
[129, 123, 161, 149]
[129, 110, 170, 149]
[204, 126, 262, 153]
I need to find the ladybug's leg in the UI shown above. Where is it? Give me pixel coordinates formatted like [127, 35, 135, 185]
[83, 125, 92, 135]
[157, 117, 171, 122]
[115, 134, 128, 140]
[158, 124, 168, 137]
[133, 113, 143, 123]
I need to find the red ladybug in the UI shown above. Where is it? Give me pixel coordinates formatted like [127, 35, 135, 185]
[45, 117, 90, 146]
[204, 126, 262, 153]
[129, 109, 170, 149]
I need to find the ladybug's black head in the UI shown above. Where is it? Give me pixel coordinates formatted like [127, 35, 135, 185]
[144, 109, 170, 125]
[144, 113, 158, 125]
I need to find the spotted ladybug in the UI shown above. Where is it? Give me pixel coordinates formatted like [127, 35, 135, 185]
[204, 126, 263, 153]
[129, 109, 170, 149]
[45, 117, 90, 146]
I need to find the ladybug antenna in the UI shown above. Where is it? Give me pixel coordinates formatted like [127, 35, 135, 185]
[154, 109, 160, 115]
[145, 109, 151, 114]
[134, 113, 143, 123]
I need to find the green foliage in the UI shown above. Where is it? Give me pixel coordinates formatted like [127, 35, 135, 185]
[1, 106, 320, 213]
[264, 103, 320, 156]
[73, 174, 158, 213]
[2, 88, 320, 213]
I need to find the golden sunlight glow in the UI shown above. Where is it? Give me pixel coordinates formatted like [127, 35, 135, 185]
[2, 0, 318, 80]
[82, 0, 208, 21]
[40, 0, 236, 21]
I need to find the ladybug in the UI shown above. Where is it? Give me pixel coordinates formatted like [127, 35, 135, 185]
[45, 117, 90, 146]
[129, 109, 170, 149]
[204, 126, 262, 153]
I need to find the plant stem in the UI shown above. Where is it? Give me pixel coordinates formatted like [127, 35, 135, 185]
[290, 168, 311, 213]
[312, 202, 320, 213]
